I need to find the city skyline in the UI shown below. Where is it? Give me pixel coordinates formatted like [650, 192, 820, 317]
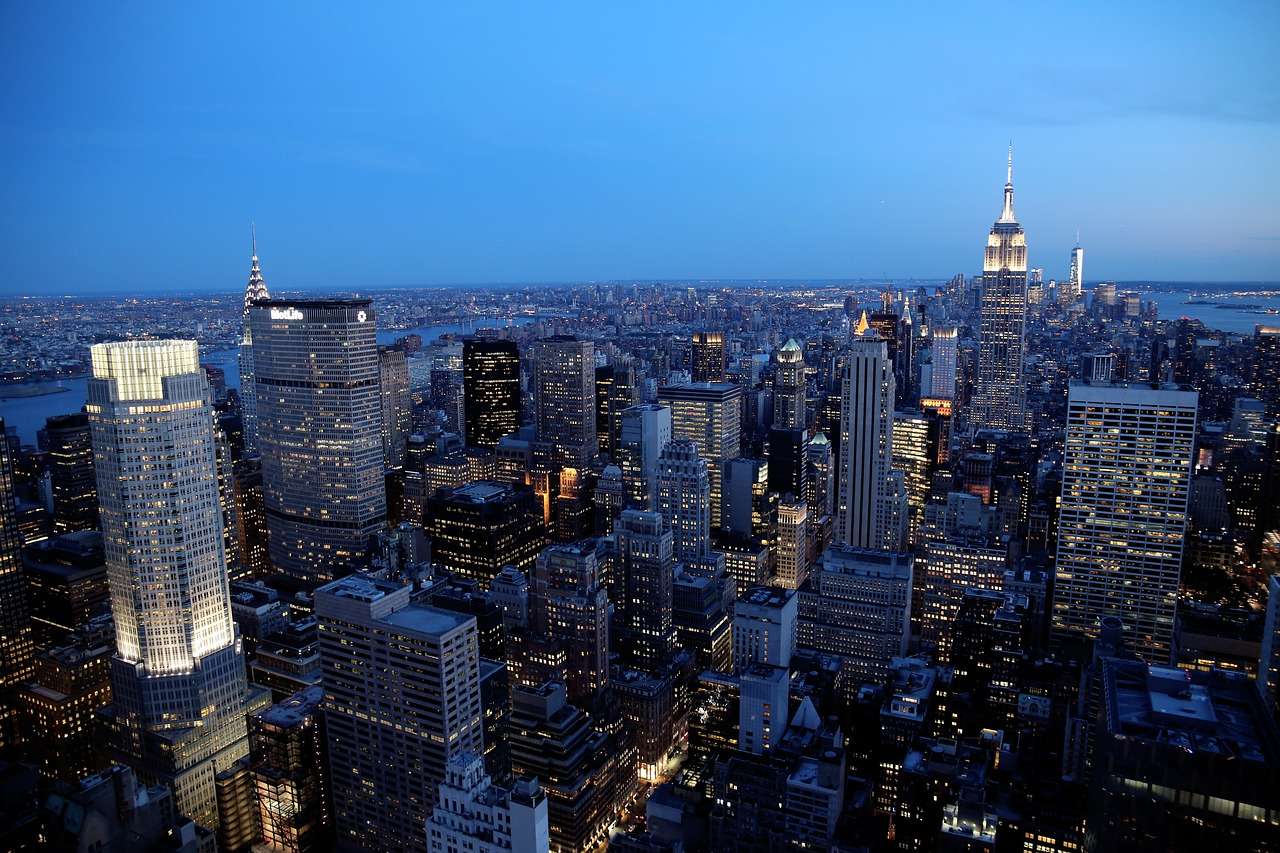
[2, 7, 1280, 851]
[2, 4, 1278, 295]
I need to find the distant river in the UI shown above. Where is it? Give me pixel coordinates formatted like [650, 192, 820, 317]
[1140, 291, 1280, 335]
[0, 316, 534, 446]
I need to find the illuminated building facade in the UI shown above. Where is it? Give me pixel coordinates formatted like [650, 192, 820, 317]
[425, 481, 545, 590]
[87, 341, 264, 830]
[617, 404, 672, 510]
[797, 546, 912, 690]
[316, 575, 483, 853]
[928, 326, 958, 401]
[531, 335, 598, 474]
[776, 498, 809, 590]
[251, 299, 386, 582]
[692, 330, 727, 383]
[463, 337, 521, 450]
[834, 319, 896, 550]
[1053, 382, 1197, 662]
[655, 439, 712, 562]
[773, 339, 807, 430]
[613, 509, 676, 673]
[250, 685, 331, 853]
[658, 383, 743, 529]
[973, 149, 1030, 432]
[891, 410, 932, 545]
[532, 541, 610, 707]
[1060, 240, 1084, 305]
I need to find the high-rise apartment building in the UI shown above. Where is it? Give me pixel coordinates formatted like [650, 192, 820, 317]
[773, 339, 806, 431]
[973, 149, 1029, 432]
[1053, 382, 1198, 662]
[45, 413, 98, 533]
[658, 383, 743, 529]
[316, 574, 484, 853]
[250, 299, 386, 582]
[379, 346, 412, 468]
[463, 337, 521, 450]
[835, 320, 896, 550]
[692, 331, 727, 383]
[238, 231, 270, 456]
[655, 439, 712, 562]
[531, 336, 598, 474]
[617, 404, 672, 510]
[776, 498, 809, 590]
[87, 341, 264, 830]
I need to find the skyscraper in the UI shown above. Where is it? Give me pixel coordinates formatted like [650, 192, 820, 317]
[1060, 238, 1084, 305]
[617, 404, 672, 510]
[425, 482, 545, 590]
[531, 336, 598, 473]
[613, 509, 676, 673]
[532, 541, 610, 707]
[238, 229, 270, 457]
[797, 546, 913, 692]
[891, 410, 932, 545]
[773, 339, 806, 431]
[379, 346, 411, 468]
[658, 382, 743, 529]
[0, 417, 35, 756]
[834, 318, 896, 550]
[973, 149, 1029, 432]
[1053, 382, 1198, 662]
[250, 685, 331, 853]
[775, 498, 809, 590]
[463, 337, 521, 449]
[928, 326, 958, 401]
[655, 439, 712, 562]
[692, 331, 727, 383]
[251, 299, 386, 581]
[45, 413, 98, 533]
[88, 341, 263, 829]
[316, 574, 484, 853]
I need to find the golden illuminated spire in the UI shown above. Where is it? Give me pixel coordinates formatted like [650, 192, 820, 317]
[855, 310, 871, 336]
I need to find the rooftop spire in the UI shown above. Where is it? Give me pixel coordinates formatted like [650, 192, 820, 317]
[854, 310, 871, 336]
[998, 144, 1017, 223]
[243, 224, 269, 316]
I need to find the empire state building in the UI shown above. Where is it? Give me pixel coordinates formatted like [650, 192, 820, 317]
[973, 149, 1029, 432]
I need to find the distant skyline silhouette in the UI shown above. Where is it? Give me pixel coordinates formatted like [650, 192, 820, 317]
[1, 2, 1277, 295]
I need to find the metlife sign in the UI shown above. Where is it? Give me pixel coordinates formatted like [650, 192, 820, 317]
[270, 307, 304, 321]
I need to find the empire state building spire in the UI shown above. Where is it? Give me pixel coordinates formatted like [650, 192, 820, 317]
[244, 224, 269, 315]
[998, 144, 1016, 223]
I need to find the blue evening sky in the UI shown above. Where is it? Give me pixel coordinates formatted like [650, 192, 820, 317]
[1, 2, 1277, 295]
